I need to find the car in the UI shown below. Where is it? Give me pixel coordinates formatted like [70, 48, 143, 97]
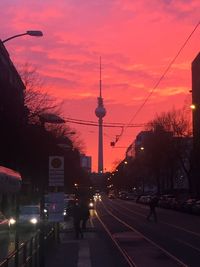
[125, 193, 136, 200]
[87, 198, 94, 209]
[65, 199, 77, 216]
[158, 195, 175, 209]
[118, 191, 128, 199]
[18, 205, 40, 228]
[138, 195, 152, 204]
[192, 200, 200, 215]
[108, 193, 115, 199]
[181, 198, 197, 213]
[93, 193, 102, 202]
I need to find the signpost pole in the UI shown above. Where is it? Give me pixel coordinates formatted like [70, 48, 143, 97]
[48, 156, 65, 244]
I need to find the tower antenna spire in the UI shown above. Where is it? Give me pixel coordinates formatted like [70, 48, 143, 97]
[100, 56, 102, 98]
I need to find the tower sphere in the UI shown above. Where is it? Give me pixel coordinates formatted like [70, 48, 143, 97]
[95, 106, 106, 118]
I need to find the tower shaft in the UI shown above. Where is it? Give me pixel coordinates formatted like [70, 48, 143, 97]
[98, 117, 103, 173]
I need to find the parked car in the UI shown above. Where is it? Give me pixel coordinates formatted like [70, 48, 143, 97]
[191, 200, 200, 215]
[118, 191, 128, 199]
[108, 192, 116, 199]
[158, 195, 175, 209]
[125, 193, 136, 200]
[138, 195, 152, 204]
[181, 198, 197, 213]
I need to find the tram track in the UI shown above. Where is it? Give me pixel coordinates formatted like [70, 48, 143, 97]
[108, 199, 200, 239]
[96, 199, 189, 267]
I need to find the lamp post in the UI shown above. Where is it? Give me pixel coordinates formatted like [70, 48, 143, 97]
[38, 113, 66, 264]
[2, 30, 43, 43]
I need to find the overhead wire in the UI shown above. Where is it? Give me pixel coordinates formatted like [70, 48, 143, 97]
[115, 20, 200, 144]
[64, 117, 145, 128]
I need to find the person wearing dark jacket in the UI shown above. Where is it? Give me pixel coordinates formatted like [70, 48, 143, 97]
[80, 201, 90, 231]
[72, 201, 83, 239]
[146, 196, 159, 222]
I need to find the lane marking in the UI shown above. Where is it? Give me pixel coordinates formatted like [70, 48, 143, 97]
[101, 201, 188, 267]
[77, 240, 92, 267]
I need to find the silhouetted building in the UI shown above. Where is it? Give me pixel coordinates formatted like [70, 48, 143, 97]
[135, 131, 153, 157]
[80, 154, 92, 173]
[0, 41, 25, 168]
[0, 41, 25, 126]
[191, 52, 200, 195]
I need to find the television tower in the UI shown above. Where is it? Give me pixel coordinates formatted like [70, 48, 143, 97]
[95, 57, 106, 173]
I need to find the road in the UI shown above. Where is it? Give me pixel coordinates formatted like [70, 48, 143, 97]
[96, 196, 200, 267]
[1, 197, 200, 267]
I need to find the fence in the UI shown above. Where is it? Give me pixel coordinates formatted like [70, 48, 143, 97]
[0, 227, 55, 267]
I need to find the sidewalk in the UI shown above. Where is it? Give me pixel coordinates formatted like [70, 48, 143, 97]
[45, 216, 130, 267]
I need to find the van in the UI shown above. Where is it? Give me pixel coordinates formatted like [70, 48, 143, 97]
[18, 205, 40, 228]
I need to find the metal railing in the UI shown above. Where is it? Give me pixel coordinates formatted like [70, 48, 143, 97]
[0, 227, 55, 267]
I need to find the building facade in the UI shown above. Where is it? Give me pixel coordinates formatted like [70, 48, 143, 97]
[0, 41, 26, 168]
[191, 52, 200, 195]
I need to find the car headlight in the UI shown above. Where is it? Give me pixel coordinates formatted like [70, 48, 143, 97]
[63, 211, 67, 216]
[30, 218, 38, 224]
[89, 202, 94, 208]
[44, 209, 48, 213]
[9, 218, 16, 225]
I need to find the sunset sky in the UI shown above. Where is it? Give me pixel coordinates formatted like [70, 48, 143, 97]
[1, 0, 200, 172]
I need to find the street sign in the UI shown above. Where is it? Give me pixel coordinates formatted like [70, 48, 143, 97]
[49, 156, 64, 186]
[47, 192, 64, 222]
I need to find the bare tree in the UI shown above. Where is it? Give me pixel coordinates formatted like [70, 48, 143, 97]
[145, 107, 192, 193]
[146, 107, 192, 137]
[16, 63, 89, 190]
[18, 63, 60, 123]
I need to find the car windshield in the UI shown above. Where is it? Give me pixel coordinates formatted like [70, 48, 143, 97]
[20, 206, 39, 214]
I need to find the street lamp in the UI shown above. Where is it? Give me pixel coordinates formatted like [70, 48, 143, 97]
[2, 30, 43, 43]
[190, 104, 196, 110]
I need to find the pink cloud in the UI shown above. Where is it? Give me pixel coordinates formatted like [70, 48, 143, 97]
[1, 0, 199, 171]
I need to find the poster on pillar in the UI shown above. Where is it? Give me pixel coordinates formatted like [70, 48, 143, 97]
[47, 192, 64, 222]
[49, 156, 64, 187]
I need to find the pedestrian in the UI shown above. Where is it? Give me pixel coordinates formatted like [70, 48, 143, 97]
[72, 200, 83, 239]
[80, 200, 90, 231]
[146, 195, 159, 222]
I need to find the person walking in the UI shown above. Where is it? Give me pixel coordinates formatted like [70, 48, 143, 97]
[146, 195, 159, 222]
[80, 200, 90, 231]
[72, 200, 83, 239]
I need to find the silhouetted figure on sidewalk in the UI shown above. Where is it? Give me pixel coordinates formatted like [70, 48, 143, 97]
[146, 195, 159, 222]
[80, 200, 90, 231]
[72, 201, 83, 239]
